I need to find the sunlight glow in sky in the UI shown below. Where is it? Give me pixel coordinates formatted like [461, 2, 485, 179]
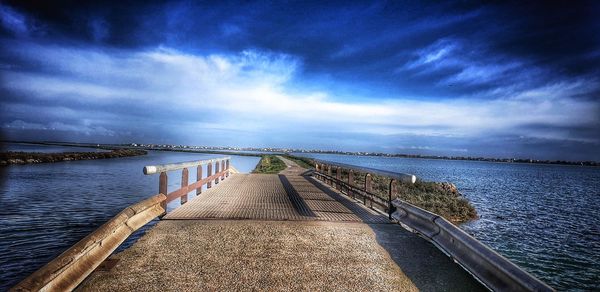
[1, 1, 599, 160]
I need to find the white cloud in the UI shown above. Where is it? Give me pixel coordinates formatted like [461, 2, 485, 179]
[401, 38, 528, 86]
[402, 39, 457, 70]
[2, 40, 598, 143]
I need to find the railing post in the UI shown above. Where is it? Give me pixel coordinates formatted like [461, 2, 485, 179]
[214, 161, 220, 185]
[389, 179, 398, 219]
[181, 168, 189, 205]
[336, 166, 342, 190]
[348, 170, 354, 199]
[226, 159, 230, 177]
[196, 165, 202, 195]
[364, 173, 372, 206]
[207, 162, 213, 188]
[327, 164, 332, 185]
[221, 160, 226, 181]
[159, 171, 168, 213]
[315, 163, 319, 172]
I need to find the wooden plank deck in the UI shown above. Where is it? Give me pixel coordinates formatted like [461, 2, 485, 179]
[164, 172, 389, 223]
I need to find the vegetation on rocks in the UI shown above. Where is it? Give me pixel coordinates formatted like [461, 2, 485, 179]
[252, 155, 287, 174]
[395, 181, 477, 223]
[0, 149, 147, 165]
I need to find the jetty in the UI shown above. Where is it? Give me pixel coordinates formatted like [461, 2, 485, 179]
[12, 156, 552, 291]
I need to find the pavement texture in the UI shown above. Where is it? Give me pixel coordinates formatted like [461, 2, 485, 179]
[78, 156, 485, 291]
[79, 220, 418, 291]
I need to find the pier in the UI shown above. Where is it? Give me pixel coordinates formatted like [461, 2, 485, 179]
[12, 156, 551, 291]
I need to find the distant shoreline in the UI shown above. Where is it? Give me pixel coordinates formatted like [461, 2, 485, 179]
[2, 140, 598, 167]
[0, 148, 147, 165]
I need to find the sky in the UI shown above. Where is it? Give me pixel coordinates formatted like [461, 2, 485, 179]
[0, 1, 599, 161]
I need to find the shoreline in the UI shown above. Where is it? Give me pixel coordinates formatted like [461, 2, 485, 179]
[2, 140, 597, 167]
[0, 149, 148, 165]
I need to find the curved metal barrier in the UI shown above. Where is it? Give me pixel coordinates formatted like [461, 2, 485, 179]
[11, 194, 166, 292]
[392, 200, 554, 292]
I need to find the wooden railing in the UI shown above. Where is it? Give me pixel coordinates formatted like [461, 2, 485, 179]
[143, 156, 231, 212]
[312, 159, 416, 218]
[12, 156, 233, 292]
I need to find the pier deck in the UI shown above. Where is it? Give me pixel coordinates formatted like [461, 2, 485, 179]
[77, 156, 484, 291]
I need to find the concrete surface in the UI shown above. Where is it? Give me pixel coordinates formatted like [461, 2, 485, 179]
[79, 220, 419, 291]
[78, 156, 485, 291]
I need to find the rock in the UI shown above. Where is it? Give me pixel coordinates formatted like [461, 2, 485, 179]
[436, 182, 461, 197]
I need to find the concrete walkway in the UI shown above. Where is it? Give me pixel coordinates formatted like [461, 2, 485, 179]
[78, 156, 485, 291]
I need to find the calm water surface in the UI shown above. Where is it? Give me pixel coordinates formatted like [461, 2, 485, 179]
[0, 148, 259, 290]
[294, 153, 600, 291]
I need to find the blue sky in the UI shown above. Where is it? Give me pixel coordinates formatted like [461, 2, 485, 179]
[1, 1, 599, 161]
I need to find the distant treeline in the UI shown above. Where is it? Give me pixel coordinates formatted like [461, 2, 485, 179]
[0, 149, 147, 165]
[292, 151, 599, 166]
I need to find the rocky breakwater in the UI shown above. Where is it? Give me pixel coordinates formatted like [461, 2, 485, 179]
[0, 149, 147, 165]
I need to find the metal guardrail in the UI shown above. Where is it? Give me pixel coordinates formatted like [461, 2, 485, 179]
[392, 200, 554, 292]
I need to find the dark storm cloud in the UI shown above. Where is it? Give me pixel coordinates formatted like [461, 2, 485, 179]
[4, 1, 599, 97]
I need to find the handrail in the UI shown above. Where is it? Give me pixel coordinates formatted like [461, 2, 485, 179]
[143, 156, 231, 174]
[143, 156, 232, 209]
[311, 158, 417, 184]
[311, 159, 414, 218]
[313, 170, 390, 212]
[392, 200, 554, 292]
[11, 194, 166, 292]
